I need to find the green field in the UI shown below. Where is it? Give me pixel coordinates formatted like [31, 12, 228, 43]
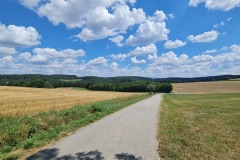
[60, 79, 82, 82]
[158, 93, 240, 159]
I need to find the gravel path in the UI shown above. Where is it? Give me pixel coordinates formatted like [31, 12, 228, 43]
[28, 94, 162, 160]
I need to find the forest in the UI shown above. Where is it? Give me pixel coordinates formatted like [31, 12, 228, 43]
[0, 74, 239, 93]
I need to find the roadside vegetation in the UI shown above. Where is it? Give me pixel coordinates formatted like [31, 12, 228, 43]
[158, 93, 240, 159]
[0, 94, 151, 160]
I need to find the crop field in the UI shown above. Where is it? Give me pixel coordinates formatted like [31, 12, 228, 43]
[0, 86, 140, 117]
[173, 81, 240, 94]
[158, 93, 240, 159]
[0, 86, 149, 160]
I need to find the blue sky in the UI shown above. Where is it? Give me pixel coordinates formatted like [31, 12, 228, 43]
[0, 0, 239, 77]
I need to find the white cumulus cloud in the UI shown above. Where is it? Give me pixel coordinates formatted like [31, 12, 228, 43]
[125, 10, 169, 46]
[147, 45, 240, 77]
[203, 49, 217, 54]
[18, 48, 85, 65]
[2, 44, 240, 77]
[87, 57, 108, 66]
[110, 53, 129, 61]
[189, 0, 240, 11]
[187, 30, 219, 43]
[109, 35, 124, 47]
[19, 0, 41, 9]
[131, 57, 146, 64]
[0, 47, 18, 56]
[20, 0, 146, 41]
[110, 62, 119, 70]
[129, 44, 157, 56]
[110, 44, 157, 60]
[164, 39, 187, 49]
[0, 22, 41, 48]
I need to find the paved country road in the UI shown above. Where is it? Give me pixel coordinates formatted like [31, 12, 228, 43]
[27, 94, 162, 160]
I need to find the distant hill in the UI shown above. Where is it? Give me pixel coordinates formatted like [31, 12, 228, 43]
[153, 75, 240, 83]
[80, 75, 240, 83]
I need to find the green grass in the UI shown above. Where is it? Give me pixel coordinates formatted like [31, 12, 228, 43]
[60, 79, 82, 82]
[0, 94, 150, 160]
[72, 87, 88, 90]
[158, 93, 240, 160]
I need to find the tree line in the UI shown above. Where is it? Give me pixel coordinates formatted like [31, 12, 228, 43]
[7, 78, 53, 88]
[5, 78, 172, 93]
[88, 82, 173, 93]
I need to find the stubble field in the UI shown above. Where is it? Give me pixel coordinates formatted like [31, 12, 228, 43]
[0, 86, 140, 117]
[173, 80, 240, 94]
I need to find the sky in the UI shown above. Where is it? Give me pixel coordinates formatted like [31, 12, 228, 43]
[0, 0, 239, 78]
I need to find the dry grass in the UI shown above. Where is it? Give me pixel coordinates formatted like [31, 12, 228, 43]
[0, 86, 140, 117]
[173, 81, 240, 94]
[158, 93, 240, 159]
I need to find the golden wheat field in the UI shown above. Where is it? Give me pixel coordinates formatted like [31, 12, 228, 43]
[173, 80, 240, 94]
[0, 86, 140, 117]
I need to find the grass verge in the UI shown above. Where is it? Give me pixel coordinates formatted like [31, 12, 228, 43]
[158, 93, 240, 159]
[0, 94, 151, 160]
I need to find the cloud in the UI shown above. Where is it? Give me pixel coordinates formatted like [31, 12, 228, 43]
[2, 45, 240, 77]
[33, 48, 85, 58]
[129, 44, 157, 56]
[0, 47, 18, 56]
[75, 5, 146, 41]
[164, 39, 187, 49]
[2, 56, 14, 62]
[213, 21, 225, 28]
[227, 17, 233, 21]
[147, 47, 240, 77]
[18, 52, 32, 61]
[203, 49, 217, 54]
[19, 0, 41, 9]
[20, 0, 146, 41]
[87, 57, 108, 66]
[110, 62, 119, 70]
[167, 13, 175, 19]
[18, 48, 85, 65]
[110, 44, 157, 60]
[230, 44, 240, 52]
[213, 17, 233, 28]
[187, 30, 219, 43]
[109, 35, 124, 47]
[125, 10, 169, 46]
[0, 22, 41, 48]
[110, 53, 128, 61]
[189, 0, 240, 11]
[131, 57, 146, 64]
[150, 51, 189, 66]
[147, 53, 158, 61]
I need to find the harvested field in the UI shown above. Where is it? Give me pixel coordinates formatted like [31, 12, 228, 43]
[0, 86, 140, 117]
[173, 81, 240, 94]
[158, 93, 240, 159]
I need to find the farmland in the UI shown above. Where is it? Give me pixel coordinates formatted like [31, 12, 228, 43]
[0, 86, 140, 117]
[173, 80, 240, 94]
[158, 81, 240, 159]
[0, 86, 149, 159]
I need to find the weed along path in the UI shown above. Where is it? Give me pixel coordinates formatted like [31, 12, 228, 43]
[27, 94, 162, 160]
